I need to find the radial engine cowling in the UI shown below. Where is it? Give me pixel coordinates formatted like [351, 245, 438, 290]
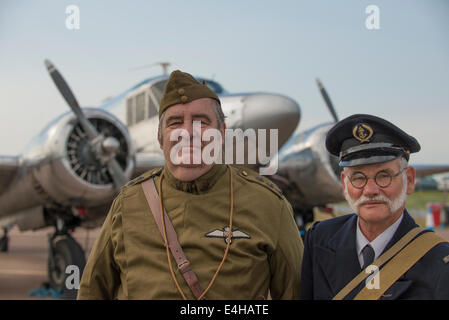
[23, 108, 135, 207]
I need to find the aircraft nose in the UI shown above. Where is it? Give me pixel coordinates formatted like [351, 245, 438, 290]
[242, 94, 301, 147]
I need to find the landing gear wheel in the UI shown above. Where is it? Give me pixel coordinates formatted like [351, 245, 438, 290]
[0, 236, 8, 252]
[48, 237, 86, 299]
[0, 227, 9, 252]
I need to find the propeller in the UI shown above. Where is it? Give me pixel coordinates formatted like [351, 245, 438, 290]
[44, 59, 129, 188]
[316, 78, 339, 123]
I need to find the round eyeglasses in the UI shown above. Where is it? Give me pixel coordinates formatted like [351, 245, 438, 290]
[348, 167, 407, 189]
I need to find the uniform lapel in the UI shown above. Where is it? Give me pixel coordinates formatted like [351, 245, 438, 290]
[333, 214, 363, 297]
[315, 214, 362, 297]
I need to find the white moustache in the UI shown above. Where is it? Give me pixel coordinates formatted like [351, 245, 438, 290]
[352, 195, 392, 209]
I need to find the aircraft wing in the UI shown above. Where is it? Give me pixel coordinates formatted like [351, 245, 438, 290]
[413, 164, 449, 178]
[133, 152, 165, 177]
[0, 156, 20, 195]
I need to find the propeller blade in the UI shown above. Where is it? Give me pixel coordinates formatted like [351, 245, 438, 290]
[44, 59, 98, 139]
[45, 59, 129, 188]
[316, 78, 339, 123]
[107, 158, 129, 188]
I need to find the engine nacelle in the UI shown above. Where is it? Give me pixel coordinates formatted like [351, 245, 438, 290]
[274, 123, 344, 208]
[21, 108, 134, 207]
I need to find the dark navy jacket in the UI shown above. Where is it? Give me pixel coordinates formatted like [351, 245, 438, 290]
[300, 210, 449, 300]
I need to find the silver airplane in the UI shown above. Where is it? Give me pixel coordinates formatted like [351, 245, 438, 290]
[0, 61, 447, 297]
[0, 60, 300, 296]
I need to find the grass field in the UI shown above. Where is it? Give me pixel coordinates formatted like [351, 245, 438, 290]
[404, 190, 449, 211]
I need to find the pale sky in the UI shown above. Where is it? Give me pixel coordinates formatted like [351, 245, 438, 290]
[0, 0, 448, 166]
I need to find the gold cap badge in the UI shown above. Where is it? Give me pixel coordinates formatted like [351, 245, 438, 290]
[352, 123, 373, 143]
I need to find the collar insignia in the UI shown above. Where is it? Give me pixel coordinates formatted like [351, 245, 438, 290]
[353, 123, 373, 143]
[205, 227, 251, 244]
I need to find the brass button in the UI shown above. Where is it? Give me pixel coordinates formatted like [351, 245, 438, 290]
[178, 88, 185, 95]
[444, 255, 449, 264]
[181, 95, 188, 103]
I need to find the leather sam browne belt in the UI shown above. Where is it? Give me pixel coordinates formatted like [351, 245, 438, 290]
[141, 178, 205, 299]
[333, 227, 447, 300]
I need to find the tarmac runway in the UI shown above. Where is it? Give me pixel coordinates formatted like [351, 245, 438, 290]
[1, 223, 448, 300]
[0, 226, 99, 300]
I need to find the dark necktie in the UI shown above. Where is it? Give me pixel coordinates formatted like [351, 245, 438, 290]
[362, 244, 375, 269]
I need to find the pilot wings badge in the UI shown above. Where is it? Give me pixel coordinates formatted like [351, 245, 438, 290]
[205, 226, 251, 244]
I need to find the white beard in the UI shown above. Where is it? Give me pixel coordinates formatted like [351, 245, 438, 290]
[344, 173, 408, 214]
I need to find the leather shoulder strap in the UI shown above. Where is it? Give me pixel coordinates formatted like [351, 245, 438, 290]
[141, 178, 206, 300]
[354, 231, 446, 300]
[333, 226, 424, 300]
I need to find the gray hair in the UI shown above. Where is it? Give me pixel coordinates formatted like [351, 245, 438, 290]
[398, 157, 408, 170]
[158, 99, 226, 143]
[343, 157, 409, 174]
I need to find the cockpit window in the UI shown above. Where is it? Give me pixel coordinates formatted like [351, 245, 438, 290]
[135, 92, 145, 123]
[197, 78, 227, 95]
[151, 79, 168, 105]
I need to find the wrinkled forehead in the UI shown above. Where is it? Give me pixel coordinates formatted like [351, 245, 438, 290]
[161, 98, 217, 120]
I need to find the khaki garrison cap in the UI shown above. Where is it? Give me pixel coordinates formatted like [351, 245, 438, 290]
[159, 70, 221, 118]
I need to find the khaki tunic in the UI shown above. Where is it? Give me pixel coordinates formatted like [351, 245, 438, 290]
[77, 164, 303, 299]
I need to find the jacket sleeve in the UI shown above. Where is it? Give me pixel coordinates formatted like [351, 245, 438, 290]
[77, 196, 122, 300]
[269, 198, 304, 299]
[434, 247, 449, 299]
[300, 221, 317, 300]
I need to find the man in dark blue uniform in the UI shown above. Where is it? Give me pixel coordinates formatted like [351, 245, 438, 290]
[301, 114, 449, 300]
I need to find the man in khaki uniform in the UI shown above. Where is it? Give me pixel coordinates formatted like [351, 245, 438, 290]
[77, 70, 303, 300]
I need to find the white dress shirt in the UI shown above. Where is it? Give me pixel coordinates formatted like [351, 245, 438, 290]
[356, 212, 404, 268]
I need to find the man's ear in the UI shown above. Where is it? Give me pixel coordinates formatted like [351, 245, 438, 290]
[340, 170, 347, 192]
[158, 127, 163, 150]
[220, 122, 226, 145]
[406, 166, 416, 195]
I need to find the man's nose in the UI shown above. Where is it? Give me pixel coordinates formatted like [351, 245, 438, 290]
[363, 178, 380, 196]
[182, 121, 193, 137]
[181, 121, 202, 140]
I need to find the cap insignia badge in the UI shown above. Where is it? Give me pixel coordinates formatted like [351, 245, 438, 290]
[353, 123, 373, 143]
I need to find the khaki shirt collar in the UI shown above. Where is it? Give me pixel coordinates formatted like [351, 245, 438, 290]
[163, 164, 227, 194]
